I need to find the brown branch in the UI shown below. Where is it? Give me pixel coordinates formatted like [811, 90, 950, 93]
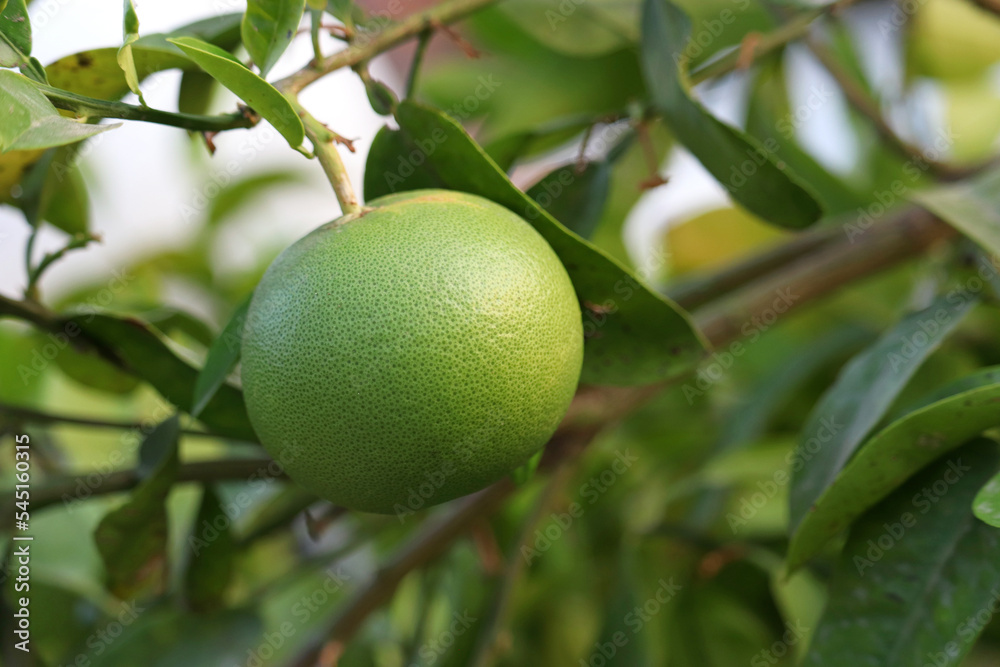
[0, 458, 282, 529]
[805, 37, 971, 182]
[694, 208, 955, 346]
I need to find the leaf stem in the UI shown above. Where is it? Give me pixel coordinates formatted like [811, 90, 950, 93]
[25, 232, 99, 300]
[291, 97, 363, 215]
[406, 28, 434, 99]
[35, 82, 257, 132]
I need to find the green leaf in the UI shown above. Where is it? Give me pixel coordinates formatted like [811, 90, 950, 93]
[362, 73, 398, 116]
[911, 168, 1000, 256]
[94, 415, 180, 600]
[510, 449, 544, 486]
[326, 0, 368, 27]
[41, 157, 89, 234]
[167, 36, 305, 148]
[639, 0, 822, 229]
[116, 0, 146, 105]
[184, 485, 237, 612]
[365, 101, 707, 385]
[241, 0, 306, 77]
[526, 161, 611, 240]
[788, 293, 976, 532]
[177, 69, 217, 115]
[802, 440, 1000, 667]
[192, 296, 250, 419]
[974, 470, 1000, 528]
[787, 369, 1000, 571]
[0, 71, 118, 152]
[746, 56, 870, 217]
[67, 313, 256, 441]
[0, 0, 30, 56]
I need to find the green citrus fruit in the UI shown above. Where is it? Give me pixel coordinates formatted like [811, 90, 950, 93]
[241, 189, 583, 514]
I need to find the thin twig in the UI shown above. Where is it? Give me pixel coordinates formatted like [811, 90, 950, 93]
[688, 0, 861, 85]
[274, 0, 501, 95]
[406, 28, 434, 99]
[805, 37, 968, 181]
[0, 458, 282, 528]
[469, 462, 577, 667]
[37, 83, 257, 132]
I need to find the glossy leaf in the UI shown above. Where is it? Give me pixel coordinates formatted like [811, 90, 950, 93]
[911, 168, 1000, 256]
[67, 313, 256, 440]
[803, 440, 1000, 666]
[241, 0, 306, 77]
[191, 296, 250, 419]
[526, 161, 611, 240]
[0, 71, 118, 152]
[365, 101, 707, 385]
[167, 36, 305, 148]
[184, 485, 237, 612]
[116, 0, 145, 104]
[788, 370, 1000, 571]
[788, 293, 976, 532]
[640, 0, 822, 229]
[973, 470, 1000, 528]
[94, 415, 180, 600]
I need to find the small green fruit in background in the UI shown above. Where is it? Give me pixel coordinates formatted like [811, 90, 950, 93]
[241, 189, 584, 514]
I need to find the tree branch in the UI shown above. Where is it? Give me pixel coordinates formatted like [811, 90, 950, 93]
[0, 402, 238, 439]
[0, 458, 281, 529]
[688, 0, 861, 85]
[37, 83, 257, 132]
[274, 0, 501, 95]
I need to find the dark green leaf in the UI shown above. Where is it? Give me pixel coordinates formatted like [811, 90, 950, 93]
[167, 36, 305, 148]
[803, 440, 1000, 666]
[788, 369, 1000, 570]
[788, 293, 976, 533]
[41, 155, 89, 234]
[363, 74, 398, 116]
[640, 0, 822, 228]
[0, 71, 118, 151]
[94, 415, 180, 600]
[52, 337, 140, 394]
[526, 161, 611, 240]
[911, 168, 1000, 256]
[177, 69, 217, 115]
[184, 485, 237, 612]
[137, 413, 182, 479]
[746, 57, 870, 216]
[192, 296, 250, 419]
[67, 313, 256, 440]
[365, 101, 706, 385]
[241, 0, 306, 77]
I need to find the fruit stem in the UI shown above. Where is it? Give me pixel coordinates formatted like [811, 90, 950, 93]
[291, 97, 363, 216]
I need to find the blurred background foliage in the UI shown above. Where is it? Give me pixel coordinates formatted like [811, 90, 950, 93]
[3, 0, 1000, 665]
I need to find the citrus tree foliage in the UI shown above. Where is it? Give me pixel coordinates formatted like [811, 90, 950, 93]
[2, 0, 1000, 665]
